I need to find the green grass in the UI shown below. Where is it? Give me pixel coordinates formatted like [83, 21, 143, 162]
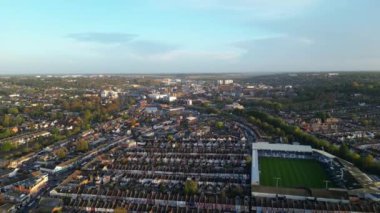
[259, 157, 331, 189]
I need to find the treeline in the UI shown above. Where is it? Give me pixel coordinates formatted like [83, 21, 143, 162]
[0, 134, 64, 159]
[188, 104, 220, 115]
[241, 110, 380, 176]
[252, 100, 283, 111]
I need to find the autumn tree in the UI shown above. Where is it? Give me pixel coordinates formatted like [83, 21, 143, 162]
[55, 147, 68, 159]
[114, 207, 127, 213]
[76, 139, 89, 152]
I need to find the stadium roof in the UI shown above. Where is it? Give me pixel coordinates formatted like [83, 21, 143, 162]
[251, 149, 260, 185]
[252, 142, 312, 153]
[313, 149, 336, 159]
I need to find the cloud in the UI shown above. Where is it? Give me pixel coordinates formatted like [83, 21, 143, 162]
[67, 32, 137, 44]
[67, 32, 179, 56]
[233, 35, 314, 52]
[127, 40, 179, 55]
[146, 50, 241, 62]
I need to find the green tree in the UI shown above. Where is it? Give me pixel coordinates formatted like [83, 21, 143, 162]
[51, 127, 60, 135]
[83, 110, 92, 122]
[361, 119, 370, 126]
[14, 115, 24, 125]
[55, 147, 68, 159]
[33, 143, 42, 151]
[0, 129, 11, 139]
[215, 121, 224, 129]
[226, 184, 244, 198]
[339, 143, 350, 158]
[2, 115, 11, 127]
[361, 154, 374, 169]
[167, 134, 174, 142]
[76, 139, 89, 152]
[375, 133, 380, 139]
[184, 180, 198, 195]
[0, 141, 15, 152]
[315, 112, 330, 122]
[8, 107, 19, 115]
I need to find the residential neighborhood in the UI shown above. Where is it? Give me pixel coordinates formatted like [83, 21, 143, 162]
[0, 74, 379, 212]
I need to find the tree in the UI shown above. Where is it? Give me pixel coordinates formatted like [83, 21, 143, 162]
[130, 119, 138, 127]
[361, 154, 374, 169]
[0, 141, 15, 152]
[315, 112, 330, 122]
[121, 113, 129, 120]
[361, 119, 370, 126]
[184, 180, 198, 195]
[167, 134, 174, 142]
[215, 121, 224, 129]
[0, 128, 11, 139]
[83, 123, 91, 130]
[14, 115, 24, 125]
[114, 207, 127, 213]
[375, 133, 380, 139]
[339, 143, 350, 158]
[21, 147, 30, 154]
[76, 140, 89, 152]
[245, 155, 252, 164]
[55, 147, 68, 159]
[226, 184, 244, 198]
[2, 115, 11, 127]
[8, 107, 19, 115]
[352, 81, 360, 89]
[244, 156, 252, 169]
[243, 109, 380, 175]
[51, 127, 60, 135]
[0, 193, 4, 205]
[33, 143, 42, 151]
[83, 110, 92, 122]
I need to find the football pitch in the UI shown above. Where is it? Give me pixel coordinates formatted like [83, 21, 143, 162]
[259, 157, 331, 189]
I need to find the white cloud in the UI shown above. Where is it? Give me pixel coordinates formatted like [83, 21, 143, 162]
[234, 35, 314, 51]
[147, 50, 241, 62]
[66, 32, 137, 44]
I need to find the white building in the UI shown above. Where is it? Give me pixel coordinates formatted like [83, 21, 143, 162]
[225, 102, 244, 110]
[100, 90, 119, 99]
[166, 96, 177, 102]
[224, 79, 234, 85]
[217, 80, 234, 85]
[147, 93, 168, 100]
[186, 99, 193, 106]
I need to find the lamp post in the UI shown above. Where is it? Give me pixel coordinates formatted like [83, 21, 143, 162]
[274, 177, 281, 188]
[324, 180, 330, 189]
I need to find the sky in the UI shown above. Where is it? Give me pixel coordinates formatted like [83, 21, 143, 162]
[0, 0, 380, 74]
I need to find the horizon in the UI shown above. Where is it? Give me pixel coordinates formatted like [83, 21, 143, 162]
[1, 70, 380, 77]
[2, 70, 380, 77]
[1, 0, 380, 74]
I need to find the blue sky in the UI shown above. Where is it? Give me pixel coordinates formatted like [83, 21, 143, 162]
[0, 0, 379, 74]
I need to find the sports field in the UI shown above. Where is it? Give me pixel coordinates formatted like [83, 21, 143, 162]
[259, 157, 331, 188]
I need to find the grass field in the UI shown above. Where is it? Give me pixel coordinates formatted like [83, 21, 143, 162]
[259, 157, 331, 189]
